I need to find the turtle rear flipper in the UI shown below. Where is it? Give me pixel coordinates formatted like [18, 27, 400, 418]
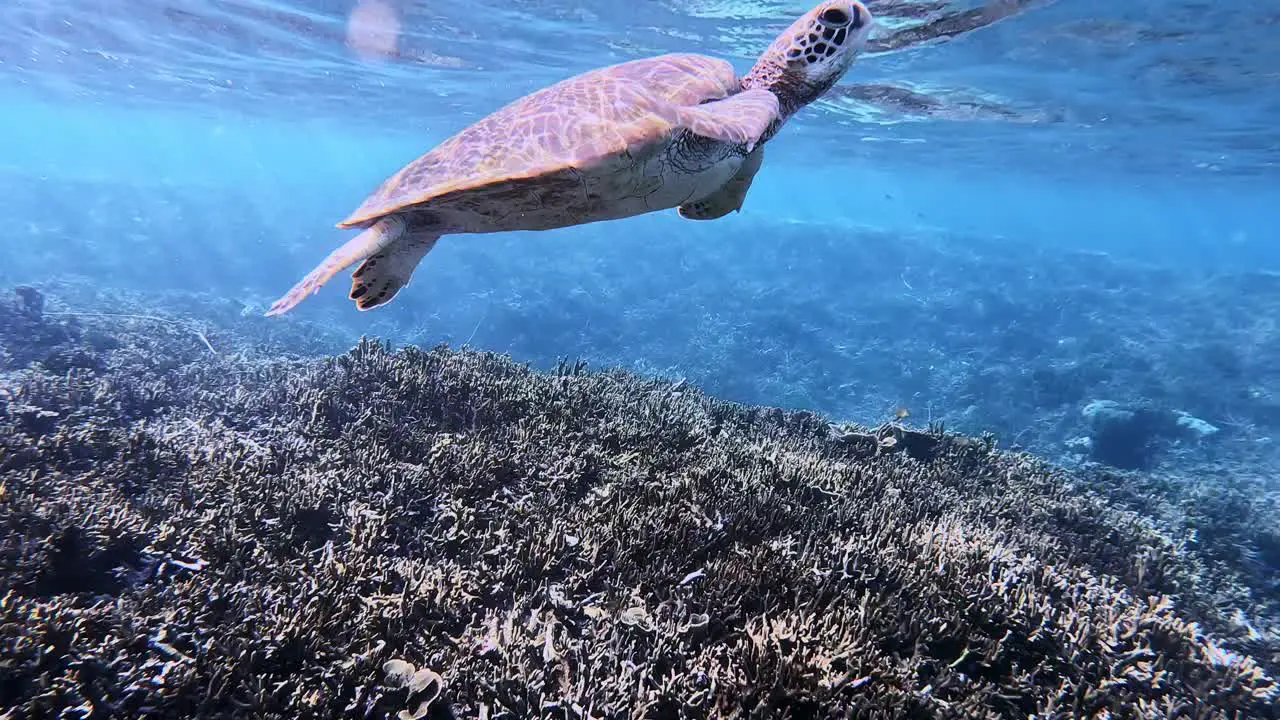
[679, 144, 765, 221]
[349, 232, 441, 311]
[266, 216, 407, 316]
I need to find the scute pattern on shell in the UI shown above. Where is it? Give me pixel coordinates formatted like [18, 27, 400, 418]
[339, 53, 741, 228]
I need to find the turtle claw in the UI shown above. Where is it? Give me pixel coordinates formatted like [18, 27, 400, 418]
[347, 232, 440, 312]
[265, 217, 407, 317]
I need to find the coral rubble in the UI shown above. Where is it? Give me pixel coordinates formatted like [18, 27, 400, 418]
[1, 289, 1277, 719]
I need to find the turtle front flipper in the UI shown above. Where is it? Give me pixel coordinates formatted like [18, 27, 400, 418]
[671, 88, 780, 152]
[348, 231, 440, 311]
[266, 216, 407, 316]
[678, 144, 765, 221]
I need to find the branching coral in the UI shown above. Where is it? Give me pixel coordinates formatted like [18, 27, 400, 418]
[1, 297, 1277, 718]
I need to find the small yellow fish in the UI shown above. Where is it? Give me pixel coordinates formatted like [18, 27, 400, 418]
[894, 407, 911, 420]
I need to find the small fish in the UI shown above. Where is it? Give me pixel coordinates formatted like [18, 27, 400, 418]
[894, 407, 911, 420]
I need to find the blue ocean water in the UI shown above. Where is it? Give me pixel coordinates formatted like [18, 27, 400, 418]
[5, 2, 1280, 714]
[1, 0, 1278, 462]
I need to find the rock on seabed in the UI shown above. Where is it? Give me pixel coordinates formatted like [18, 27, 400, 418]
[0, 294, 1277, 719]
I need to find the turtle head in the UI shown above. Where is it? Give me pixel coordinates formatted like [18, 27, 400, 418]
[743, 1, 873, 119]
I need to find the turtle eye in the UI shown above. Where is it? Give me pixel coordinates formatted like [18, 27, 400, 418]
[820, 7, 850, 26]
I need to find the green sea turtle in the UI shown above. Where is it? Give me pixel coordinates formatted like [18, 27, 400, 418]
[266, 1, 873, 316]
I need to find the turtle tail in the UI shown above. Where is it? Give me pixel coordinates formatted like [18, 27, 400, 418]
[347, 231, 441, 312]
[265, 216, 407, 316]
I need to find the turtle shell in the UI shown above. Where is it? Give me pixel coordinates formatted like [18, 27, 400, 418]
[338, 53, 740, 229]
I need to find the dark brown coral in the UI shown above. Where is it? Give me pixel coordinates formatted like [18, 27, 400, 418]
[1, 306, 1277, 719]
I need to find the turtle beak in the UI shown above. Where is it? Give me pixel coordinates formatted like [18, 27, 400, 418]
[841, 2, 873, 54]
[810, 2, 873, 57]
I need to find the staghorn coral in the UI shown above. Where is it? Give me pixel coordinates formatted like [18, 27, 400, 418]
[1, 296, 1278, 719]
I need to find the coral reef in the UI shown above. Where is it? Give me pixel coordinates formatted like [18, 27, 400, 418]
[1, 287, 1277, 718]
[1076, 400, 1220, 470]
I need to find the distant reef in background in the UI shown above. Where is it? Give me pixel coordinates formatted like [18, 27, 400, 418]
[1, 285, 1278, 719]
[5, 195, 1280, 480]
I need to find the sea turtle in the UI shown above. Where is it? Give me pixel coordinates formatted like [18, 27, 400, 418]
[266, 1, 874, 316]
